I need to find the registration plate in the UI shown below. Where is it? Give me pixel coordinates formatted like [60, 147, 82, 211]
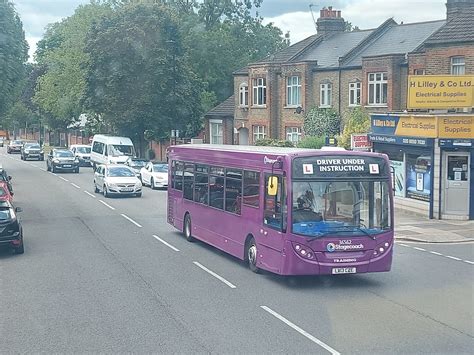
[63, 165, 72, 168]
[121, 188, 133, 192]
[332, 267, 356, 274]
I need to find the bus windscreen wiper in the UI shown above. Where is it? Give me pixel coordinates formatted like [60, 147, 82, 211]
[340, 225, 376, 240]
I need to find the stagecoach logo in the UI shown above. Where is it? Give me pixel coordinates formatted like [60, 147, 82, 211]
[326, 240, 364, 252]
[264, 156, 277, 164]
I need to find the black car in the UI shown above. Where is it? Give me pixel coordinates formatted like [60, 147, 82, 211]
[46, 149, 80, 173]
[7, 140, 23, 154]
[21, 142, 44, 161]
[0, 201, 23, 254]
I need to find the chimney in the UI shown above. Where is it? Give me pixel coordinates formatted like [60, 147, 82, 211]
[316, 6, 346, 38]
[446, 0, 474, 21]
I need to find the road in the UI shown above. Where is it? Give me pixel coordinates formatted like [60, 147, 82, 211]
[1, 149, 473, 353]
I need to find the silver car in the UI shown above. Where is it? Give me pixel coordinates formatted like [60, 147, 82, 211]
[94, 164, 142, 198]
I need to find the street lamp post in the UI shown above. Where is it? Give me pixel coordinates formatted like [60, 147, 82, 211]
[171, 129, 180, 145]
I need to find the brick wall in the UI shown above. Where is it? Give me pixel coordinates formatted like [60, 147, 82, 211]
[424, 44, 474, 74]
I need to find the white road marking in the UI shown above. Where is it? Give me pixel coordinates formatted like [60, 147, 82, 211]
[152, 235, 180, 252]
[84, 191, 96, 199]
[70, 183, 81, 189]
[193, 261, 236, 289]
[445, 255, 462, 261]
[121, 214, 143, 228]
[50, 172, 57, 176]
[260, 306, 340, 355]
[59, 176, 69, 182]
[98, 200, 115, 210]
[39, 168, 46, 171]
[430, 251, 442, 256]
[398, 243, 409, 247]
[413, 247, 426, 252]
[463, 260, 474, 265]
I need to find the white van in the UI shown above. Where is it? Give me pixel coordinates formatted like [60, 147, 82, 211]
[90, 135, 135, 168]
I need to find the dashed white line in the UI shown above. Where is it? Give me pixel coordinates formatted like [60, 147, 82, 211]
[50, 172, 57, 176]
[413, 247, 426, 252]
[59, 176, 69, 182]
[121, 214, 142, 228]
[39, 168, 46, 171]
[445, 255, 462, 261]
[153, 235, 180, 252]
[98, 200, 115, 210]
[193, 261, 236, 289]
[398, 243, 409, 247]
[429, 251, 442, 256]
[463, 260, 474, 265]
[70, 183, 81, 189]
[84, 191, 96, 199]
[260, 306, 340, 355]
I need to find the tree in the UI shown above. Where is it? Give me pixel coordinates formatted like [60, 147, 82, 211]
[83, 3, 203, 153]
[254, 138, 294, 147]
[297, 136, 326, 149]
[338, 107, 371, 149]
[0, 0, 29, 119]
[303, 107, 341, 138]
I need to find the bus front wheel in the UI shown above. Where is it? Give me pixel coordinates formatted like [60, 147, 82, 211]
[246, 237, 260, 273]
[184, 214, 195, 242]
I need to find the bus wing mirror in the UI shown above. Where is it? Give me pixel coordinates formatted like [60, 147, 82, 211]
[267, 176, 278, 196]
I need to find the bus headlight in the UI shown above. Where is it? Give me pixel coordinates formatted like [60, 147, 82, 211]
[292, 243, 315, 260]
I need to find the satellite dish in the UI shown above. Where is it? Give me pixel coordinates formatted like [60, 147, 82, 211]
[294, 106, 304, 114]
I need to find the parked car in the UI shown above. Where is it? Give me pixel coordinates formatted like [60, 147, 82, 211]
[70, 144, 92, 166]
[0, 200, 24, 254]
[94, 164, 142, 197]
[0, 165, 13, 195]
[0, 182, 13, 202]
[7, 140, 23, 154]
[46, 149, 80, 173]
[21, 142, 44, 161]
[140, 161, 168, 189]
[125, 158, 149, 178]
[90, 135, 135, 168]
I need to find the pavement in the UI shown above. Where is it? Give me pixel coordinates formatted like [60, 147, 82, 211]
[395, 209, 474, 243]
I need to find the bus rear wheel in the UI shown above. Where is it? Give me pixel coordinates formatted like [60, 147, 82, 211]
[246, 237, 260, 273]
[184, 214, 195, 242]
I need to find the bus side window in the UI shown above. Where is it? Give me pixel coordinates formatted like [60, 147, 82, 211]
[183, 163, 194, 200]
[264, 174, 285, 231]
[173, 161, 184, 191]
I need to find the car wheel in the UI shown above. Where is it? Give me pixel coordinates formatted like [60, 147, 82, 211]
[150, 178, 156, 190]
[136, 192, 142, 198]
[75, 167, 79, 173]
[103, 185, 108, 198]
[20, 155, 24, 160]
[46, 163, 51, 172]
[94, 182, 99, 193]
[14, 241, 24, 255]
[51, 165, 56, 173]
[183, 214, 195, 242]
[246, 237, 260, 273]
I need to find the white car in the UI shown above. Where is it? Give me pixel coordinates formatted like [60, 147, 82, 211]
[70, 144, 92, 166]
[94, 164, 142, 198]
[140, 162, 168, 189]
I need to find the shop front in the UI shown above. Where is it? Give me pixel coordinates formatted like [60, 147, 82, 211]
[369, 114, 473, 220]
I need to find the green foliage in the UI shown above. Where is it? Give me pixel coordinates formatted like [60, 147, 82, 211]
[338, 106, 371, 149]
[297, 136, 326, 149]
[255, 138, 294, 147]
[303, 107, 341, 137]
[0, 0, 29, 118]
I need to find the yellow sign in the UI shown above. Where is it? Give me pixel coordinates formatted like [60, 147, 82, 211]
[394, 115, 438, 138]
[407, 75, 474, 109]
[438, 116, 474, 139]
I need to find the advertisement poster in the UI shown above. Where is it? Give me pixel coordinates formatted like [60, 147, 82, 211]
[390, 160, 405, 197]
[407, 156, 431, 202]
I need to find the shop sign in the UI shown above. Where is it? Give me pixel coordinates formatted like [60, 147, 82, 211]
[407, 75, 474, 109]
[368, 134, 433, 147]
[438, 116, 474, 139]
[394, 115, 438, 138]
[371, 114, 399, 135]
[351, 134, 372, 150]
[439, 139, 473, 147]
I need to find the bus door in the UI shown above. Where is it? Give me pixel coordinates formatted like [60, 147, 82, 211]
[259, 173, 287, 273]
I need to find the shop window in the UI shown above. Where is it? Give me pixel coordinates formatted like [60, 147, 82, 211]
[406, 154, 431, 202]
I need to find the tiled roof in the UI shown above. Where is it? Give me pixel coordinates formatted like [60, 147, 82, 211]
[424, 9, 474, 44]
[255, 34, 321, 64]
[205, 95, 235, 118]
[344, 20, 445, 66]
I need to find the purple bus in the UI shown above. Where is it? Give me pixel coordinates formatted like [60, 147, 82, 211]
[167, 145, 393, 276]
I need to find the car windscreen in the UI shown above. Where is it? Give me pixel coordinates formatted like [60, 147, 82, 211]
[153, 164, 168, 173]
[26, 144, 40, 149]
[108, 144, 134, 157]
[76, 147, 91, 154]
[107, 167, 135, 177]
[0, 207, 12, 221]
[12, 141, 22, 145]
[130, 160, 147, 168]
[55, 151, 74, 157]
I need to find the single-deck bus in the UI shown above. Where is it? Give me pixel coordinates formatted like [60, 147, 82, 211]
[167, 145, 393, 276]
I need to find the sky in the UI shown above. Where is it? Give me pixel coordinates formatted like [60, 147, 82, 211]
[12, 0, 447, 61]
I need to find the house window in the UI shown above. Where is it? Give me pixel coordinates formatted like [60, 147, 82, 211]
[287, 76, 301, 106]
[320, 83, 332, 107]
[239, 83, 248, 107]
[451, 57, 465, 75]
[414, 69, 425, 75]
[368, 72, 388, 105]
[349, 82, 361, 106]
[209, 120, 223, 144]
[252, 77, 266, 106]
[253, 125, 266, 143]
[286, 127, 301, 144]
